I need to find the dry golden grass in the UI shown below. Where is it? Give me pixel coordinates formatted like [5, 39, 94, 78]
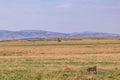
[0, 39, 120, 80]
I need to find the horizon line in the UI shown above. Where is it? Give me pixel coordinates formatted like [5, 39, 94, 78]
[0, 29, 120, 34]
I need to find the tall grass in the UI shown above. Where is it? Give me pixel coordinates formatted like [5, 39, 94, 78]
[0, 39, 119, 79]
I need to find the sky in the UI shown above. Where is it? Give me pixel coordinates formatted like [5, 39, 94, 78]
[0, 0, 120, 34]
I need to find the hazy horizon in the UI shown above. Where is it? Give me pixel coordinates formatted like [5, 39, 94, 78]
[0, 0, 120, 34]
[0, 29, 120, 35]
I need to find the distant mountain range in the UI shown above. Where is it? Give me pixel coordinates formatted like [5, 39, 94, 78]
[0, 30, 120, 39]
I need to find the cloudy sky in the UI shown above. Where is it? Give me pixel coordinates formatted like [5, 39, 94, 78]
[0, 0, 120, 34]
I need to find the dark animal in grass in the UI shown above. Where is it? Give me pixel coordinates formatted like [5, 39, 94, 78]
[87, 66, 97, 74]
[57, 38, 62, 42]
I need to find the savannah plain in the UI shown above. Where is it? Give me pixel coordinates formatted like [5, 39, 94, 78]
[0, 37, 120, 80]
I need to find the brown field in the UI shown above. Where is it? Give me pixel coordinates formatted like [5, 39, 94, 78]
[0, 38, 120, 80]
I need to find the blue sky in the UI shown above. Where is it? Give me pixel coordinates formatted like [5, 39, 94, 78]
[0, 0, 120, 34]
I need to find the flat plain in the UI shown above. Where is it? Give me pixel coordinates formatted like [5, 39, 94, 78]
[0, 38, 120, 80]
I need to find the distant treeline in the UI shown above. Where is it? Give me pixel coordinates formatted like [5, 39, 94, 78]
[0, 36, 120, 42]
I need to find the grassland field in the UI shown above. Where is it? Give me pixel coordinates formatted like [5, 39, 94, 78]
[0, 38, 120, 80]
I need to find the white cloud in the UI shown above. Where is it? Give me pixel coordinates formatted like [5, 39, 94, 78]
[56, 3, 72, 9]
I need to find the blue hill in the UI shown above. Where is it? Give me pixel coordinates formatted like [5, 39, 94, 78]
[0, 30, 119, 39]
